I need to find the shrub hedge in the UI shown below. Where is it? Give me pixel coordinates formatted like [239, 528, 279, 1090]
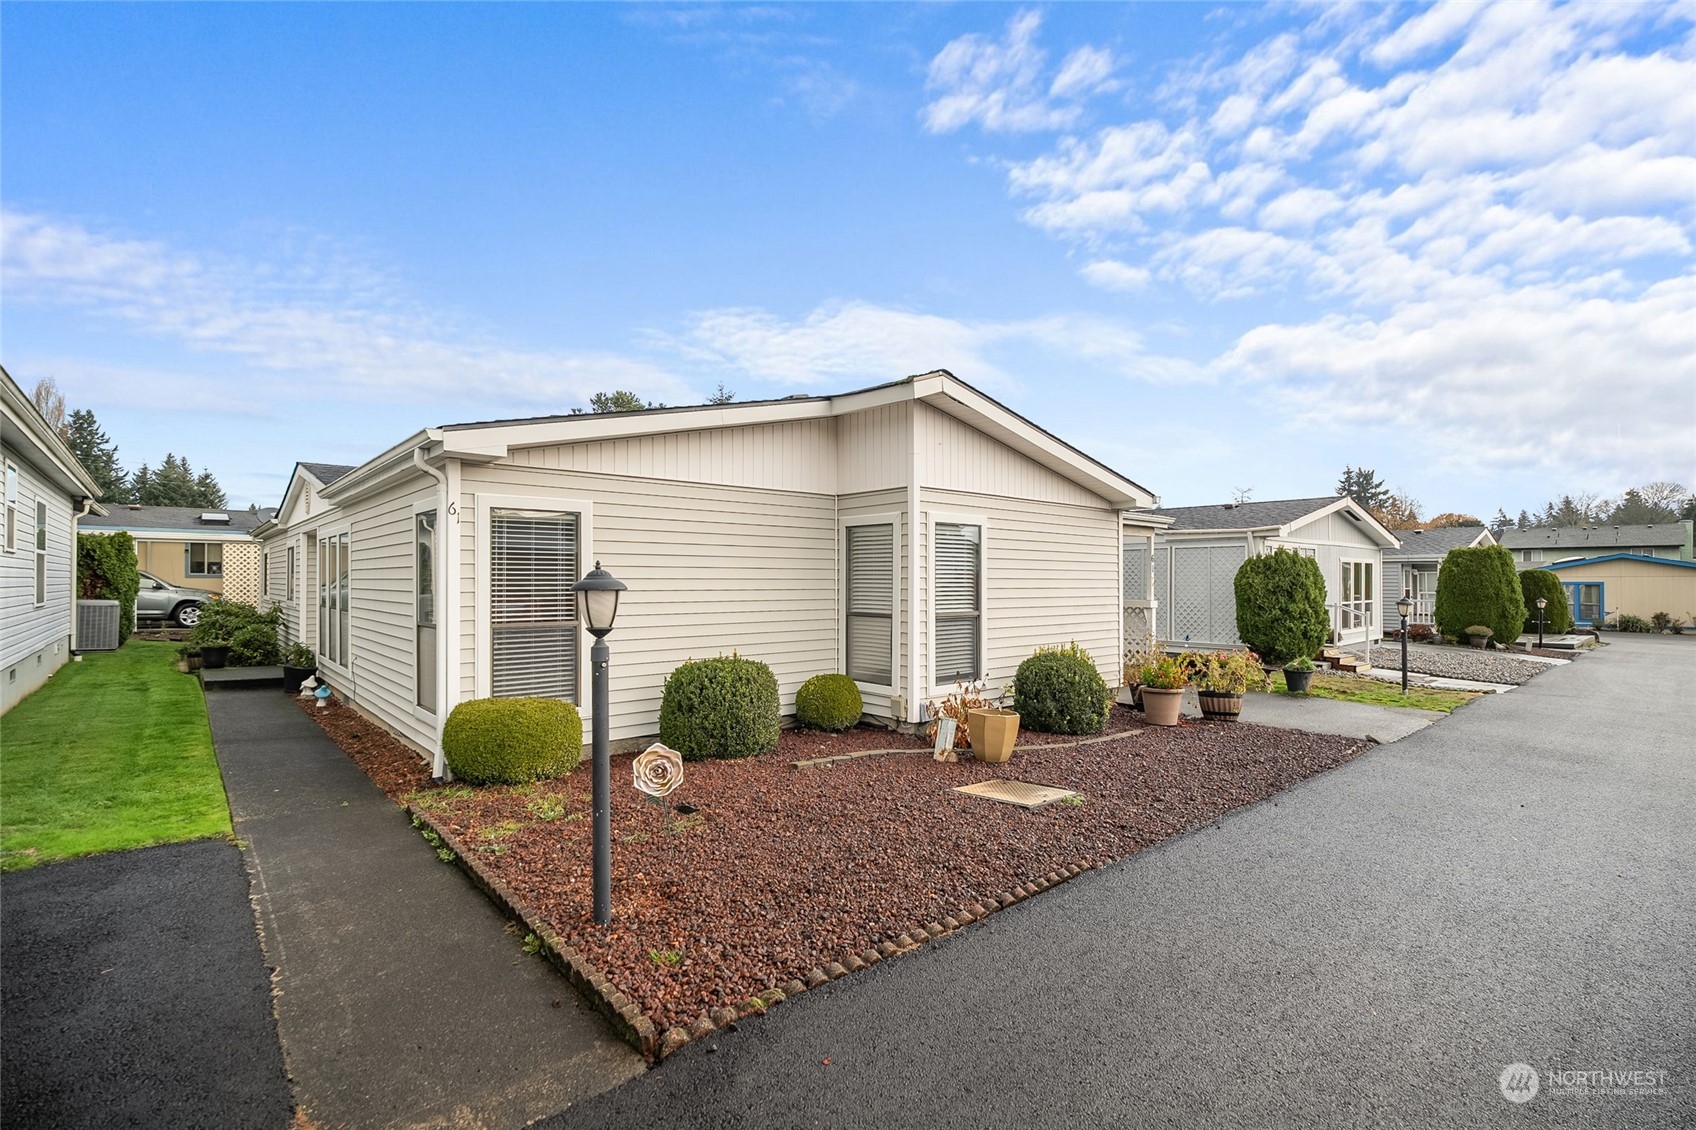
[190, 601, 281, 667]
[442, 697, 583, 785]
[1012, 642, 1110, 735]
[1518, 569, 1574, 636]
[659, 654, 781, 760]
[76, 531, 140, 642]
[228, 622, 282, 667]
[1434, 545, 1525, 645]
[1233, 548, 1329, 665]
[1612, 613, 1653, 633]
[794, 673, 863, 731]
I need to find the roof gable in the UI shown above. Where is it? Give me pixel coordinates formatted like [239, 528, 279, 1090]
[1136, 495, 1400, 547]
[1384, 526, 1493, 558]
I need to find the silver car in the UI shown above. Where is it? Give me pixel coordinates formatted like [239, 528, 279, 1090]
[136, 571, 219, 628]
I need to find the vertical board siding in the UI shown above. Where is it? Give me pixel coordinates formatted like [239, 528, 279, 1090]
[0, 456, 73, 671]
[836, 403, 909, 495]
[914, 403, 1104, 508]
[507, 418, 838, 495]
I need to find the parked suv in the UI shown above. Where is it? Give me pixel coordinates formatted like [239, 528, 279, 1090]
[136, 571, 219, 628]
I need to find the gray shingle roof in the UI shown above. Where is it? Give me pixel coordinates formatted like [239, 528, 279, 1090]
[1141, 496, 1346, 531]
[1498, 524, 1688, 550]
[299, 462, 356, 485]
[84, 505, 276, 533]
[1383, 526, 1490, 559]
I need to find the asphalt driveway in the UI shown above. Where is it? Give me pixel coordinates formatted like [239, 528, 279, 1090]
[550, 635, 1694, 1129]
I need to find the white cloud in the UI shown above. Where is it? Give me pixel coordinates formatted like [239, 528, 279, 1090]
[923, 9, 1116, 134]
[1050, 45, 1118, 99]
[1079, 259, 1151, 292]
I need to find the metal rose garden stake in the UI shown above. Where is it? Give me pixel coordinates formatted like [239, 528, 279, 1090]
[632, 743, 684, 866]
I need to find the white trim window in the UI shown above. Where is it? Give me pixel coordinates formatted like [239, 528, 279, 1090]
[1339, 559, 1376, 631]
[415, 509, 438, 712]
[3, 463, 16, 553]
[844, 520, 895, 687]
[933, 520, 983, 685]
[34, 498, 48, 605]
[318, 531, 350, 668]
[489, 507, 579, 702]
[185, 541, 224, 577]
[261, 548, 270, 598]
[286, 544, 296, 601]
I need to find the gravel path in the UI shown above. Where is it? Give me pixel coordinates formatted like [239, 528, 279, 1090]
[1369, 643, 1553, 685]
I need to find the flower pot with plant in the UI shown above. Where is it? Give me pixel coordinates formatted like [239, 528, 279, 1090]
[201, 641, 231, 669]
[1137, 656, 1187, 726]
[1282, 655, 1315, 695]
[282, 642, 317, 694]
[1195, 649, 1265, 721]
[1464, 625, 1494, 649]
[1118, 646, 1159, 709]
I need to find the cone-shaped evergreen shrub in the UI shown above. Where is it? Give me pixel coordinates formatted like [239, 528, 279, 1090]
[659, 654, 781, 760]
[1518, 569, 1574, 636]
[795, 673, 863, 731]
[1233, 548, 1329, 665]
[442, 697, 583, 785]
[1434, 545, 1525, 644]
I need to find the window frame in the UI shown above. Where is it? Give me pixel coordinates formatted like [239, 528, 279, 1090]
[413, 502, 439, 716]
[841, 512, 900, 692]
[1338, 557, 1377, 633]
[286, 544, 296, 601]
[315, 525, 352, 675]
[473, 493, 595, 712]
[927, 510, 989, 696]
[184, 541, 224, 577]
[33, 498, 48, 606]
[3, 462, 17, 554]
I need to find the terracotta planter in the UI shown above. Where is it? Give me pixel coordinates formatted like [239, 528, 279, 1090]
[1197, 690, 1244, 721]
[967, 708, 1020, 763]
[1140, 687, 1184, 726]
[201, 645, 230, 669]
[1283, 668, 1314, 695]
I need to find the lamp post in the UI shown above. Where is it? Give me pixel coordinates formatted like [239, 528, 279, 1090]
[1535, 596, 1547, 649]
[1395, 594, 1413, 696]
[572, 561, 627, 926]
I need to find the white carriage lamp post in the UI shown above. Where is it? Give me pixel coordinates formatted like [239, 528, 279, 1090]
[572, 561, 627, 927]
[1395, 594, 1414, 696]
[1535, 596, 1548, 650]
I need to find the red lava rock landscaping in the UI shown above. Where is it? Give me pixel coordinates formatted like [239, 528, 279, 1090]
[301, 700, 1368, 1057]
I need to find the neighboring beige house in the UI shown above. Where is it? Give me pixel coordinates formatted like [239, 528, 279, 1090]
[82, 505, 275, 605]
[1, 366, 105, 714]
[254, 373, 1161, 773]
[1541, 554, 1696, 627]
[1124, 496, 1400, 651]
[1381, 525, 1496, 626]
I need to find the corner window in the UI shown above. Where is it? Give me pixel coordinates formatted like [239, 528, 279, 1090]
[490, 508, 578, 701]
[317, 532, 350, 666]
[34, 499, 47, 605]
[934, 522, 982, 684]
[186, 542, 224, 577]
[845, 523, 894, 686]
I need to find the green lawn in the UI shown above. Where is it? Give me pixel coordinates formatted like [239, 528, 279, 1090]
[1, 642, 230, 870]
[1263, 669, 1481, 713]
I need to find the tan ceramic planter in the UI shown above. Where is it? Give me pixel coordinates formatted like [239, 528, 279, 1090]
[967, 708, 1020, 763]
[1140, 687, 1184, 726]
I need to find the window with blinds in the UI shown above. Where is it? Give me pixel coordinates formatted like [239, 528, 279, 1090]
[934, 522, 981, 684]
[490, 509, 579, 701]
[845, 523, 893, 686]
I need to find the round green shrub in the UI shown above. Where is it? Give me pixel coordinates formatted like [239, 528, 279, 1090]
[228, 622, 281, 667]
[1518, 569, 1573, 635]
[1012, 642, 1110, 735]
[1233, 548, 1329, 665]
[1434, 545, 1526, 645]
[659, 654, 781, 760]
[794, 673, 863, 731]
[442, 697, 583, 785]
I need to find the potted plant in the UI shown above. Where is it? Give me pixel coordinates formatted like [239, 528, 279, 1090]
[1282, 655, 1316, 695]
[1118, 647, 1158, 709]
[201, 639, 231, 669]
[1136, 656, 1187, 726]
[282, 642, 317, 695]
[1195, 650, 1264, 721]
[1464, 625, 1493, 650]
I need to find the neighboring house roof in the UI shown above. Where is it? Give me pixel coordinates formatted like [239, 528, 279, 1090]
[1384, 526, 1493, 559]
[84, 505, 275, 536]
[322, 371, 1158, 510]
[1132, 495, 1401, 548]
[1542, 553, 1696, 571]
[1498, 524, 1687, 550]
[0, 365, 105, 508]
[297, 462, 356, 486]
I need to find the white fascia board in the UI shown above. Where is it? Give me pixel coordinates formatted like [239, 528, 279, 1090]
[1123, 511, 1177, 529]
[1, 372, 103, 500]
[318, 430, 433, 503]
[86, 526, 259, 543]
[1159, 525, 1283, 537]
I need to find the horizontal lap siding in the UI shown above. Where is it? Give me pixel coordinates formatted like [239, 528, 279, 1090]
[461, 463, 837, 744]
[0, 458, 73, 669]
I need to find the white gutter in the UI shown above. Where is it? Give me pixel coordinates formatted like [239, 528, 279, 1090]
[412, 447, 452, 781]
[69, 495, 94, 653]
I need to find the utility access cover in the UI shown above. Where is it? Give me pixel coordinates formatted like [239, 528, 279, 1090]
[953, 779, 1079, 810]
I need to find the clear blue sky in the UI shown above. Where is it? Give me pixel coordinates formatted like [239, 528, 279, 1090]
[4, 2, 1692, 518]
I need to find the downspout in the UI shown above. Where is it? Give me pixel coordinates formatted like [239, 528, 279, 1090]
[413, 447, 452, 781]
[907, 407, 922, 726]
[69, 495, 94, 655]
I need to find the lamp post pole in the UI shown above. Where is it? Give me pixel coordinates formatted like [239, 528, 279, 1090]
[1396, 594, 1413, 696]
[591, 635, 611, 926]
[1536, 597, 1547, 650]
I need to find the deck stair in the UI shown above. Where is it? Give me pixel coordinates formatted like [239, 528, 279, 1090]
[1317, 647, 1372, 675]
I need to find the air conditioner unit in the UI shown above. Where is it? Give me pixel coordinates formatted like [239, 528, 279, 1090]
[77, 600, 122, 651]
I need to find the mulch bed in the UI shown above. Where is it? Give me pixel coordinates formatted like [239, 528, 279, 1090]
[299, 698, 1368, 1045]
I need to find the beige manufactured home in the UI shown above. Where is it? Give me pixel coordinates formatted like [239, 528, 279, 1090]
[256, 373, 1161, 772]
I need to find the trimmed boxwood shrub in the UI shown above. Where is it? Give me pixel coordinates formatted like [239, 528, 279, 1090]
[190, 600, 278, 655]
[659, 654, 781, 760]
[1518, 569, 1573, 636]
[1233, 548, 1329, 665]
[442, 697, 583, 785]
[77, 531, 141, 642]
[228, 622, 282, 667]
[795, 673, 863, 732]
[1012, 642, 1110, 735]
[1434, 545, 1525, 645]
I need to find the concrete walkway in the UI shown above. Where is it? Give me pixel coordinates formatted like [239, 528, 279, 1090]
[205, 686, 643, 1130]
[552, 634, 1695, 1129]
[1232, 688, 1446, 742]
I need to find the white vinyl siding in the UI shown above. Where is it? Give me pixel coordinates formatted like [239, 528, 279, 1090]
[4, 463, 16, 553]
[489, 509, 579, 702]
[933, 522, 981, 684]
[1, 452, 75, 699]
[844, 522, 894, 686]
